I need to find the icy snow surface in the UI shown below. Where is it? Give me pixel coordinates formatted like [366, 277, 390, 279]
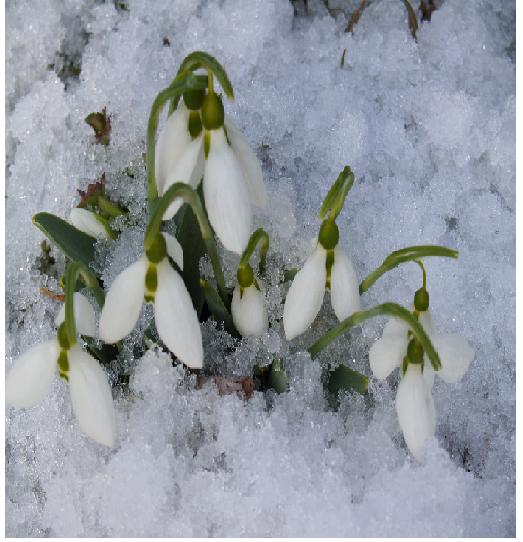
[5, 0, 515, 537]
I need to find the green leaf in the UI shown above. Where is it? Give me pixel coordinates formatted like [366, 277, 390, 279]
[174, 203, 207, 317]
[268, 358, 288, 394]
[200, 279, 239, 337]
[177, 51, 234, 99]
[33, 212, 96, 268]
[328, 365, 368, 396]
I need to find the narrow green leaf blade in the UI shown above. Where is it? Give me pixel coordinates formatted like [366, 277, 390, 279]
[200, 279, 239, 338]
[328, 365, 368, 395]
[174, 203, 206, 317]
[33, 212, 96, 268]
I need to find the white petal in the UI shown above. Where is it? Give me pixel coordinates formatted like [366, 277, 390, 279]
[68, 347, 116, 447]
[155, 103, 191, 194]
[231, 283, 268, 337]
[330, 247, 360, 321]
[431, 333, 474, 383]
[162, 232, 184, 270]
[422, 360, 435, 390]
[225, 117, 267, 208]
[55, 292, 96, 337]
[154, 261, 203, 368]
[162, 135, 204, 221]
[203, 129, 252, 254]
[99, 258, 146, 343]
[283, 245, 327, 340]
[70, 208, 110, 239]
[369, 334, 408, 379]
[6, 339, 58, 409]
[395, 365, 436, 462]
[382, 317, 409, 338]
[418, 310, 435, 337]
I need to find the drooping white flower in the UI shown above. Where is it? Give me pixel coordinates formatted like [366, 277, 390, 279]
[5, 293, 116, 447]
[154, 99, 267, 253]
[99, 232, 203, 369]
[283, 241, 360, 340]
[70, 208, 111, 240]
[369, 310, 474, 461]
[231, 282, 268, 337]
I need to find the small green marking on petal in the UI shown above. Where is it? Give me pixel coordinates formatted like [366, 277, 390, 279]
[145, 264, 158, 293]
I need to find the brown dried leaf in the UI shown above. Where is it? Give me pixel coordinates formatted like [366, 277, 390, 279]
[77, 172, 106, 206]
[85, 107, 111, 146]
[196, 375, 254, 400]
[346, 0, 368, 33]
[40, 287, 65, 302]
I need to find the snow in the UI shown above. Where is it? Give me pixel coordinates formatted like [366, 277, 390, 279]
[5, 0, 515, 537]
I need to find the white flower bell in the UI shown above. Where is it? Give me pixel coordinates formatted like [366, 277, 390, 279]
[283, 220, 360, 340]
[99, 232, 203, 369]
[231, 263, 268, 337]
[369, 305, 474, 461]
[70, 208, 111, 240]
[154, 91, 267, 254]
[5, 292, 116, 447]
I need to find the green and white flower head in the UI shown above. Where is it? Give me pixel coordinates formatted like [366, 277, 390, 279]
[99, 232, 203, 369]
[70, 207, 111, 240]
[232, 264, 268, 338]
[6, 292, 116, 447]
[231, 229, 270, 337]
[283, 168, 360, 340]
[154, 74, 266, 254]
[369, 286, 474, 462]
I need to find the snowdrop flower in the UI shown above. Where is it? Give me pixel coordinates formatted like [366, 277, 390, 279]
[369, 298, 474, 461]
[231, 264, 268, 337]
[5, 292, 116, 447]
[155, 90, 267, 254]
[283, 219, 360, 340]
[99, 232, 203, 368]
[70, 207, 111, 240]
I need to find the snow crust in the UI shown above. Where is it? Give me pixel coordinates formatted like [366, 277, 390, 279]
[5, 0, 515, 536]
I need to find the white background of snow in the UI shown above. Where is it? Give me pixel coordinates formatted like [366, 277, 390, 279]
[4, 0, 515, 537]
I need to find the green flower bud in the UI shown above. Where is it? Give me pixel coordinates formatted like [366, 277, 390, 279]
[188, 110, 203, 139]
[146, 233, 166, 263]
[57, 323, 70, 350]
[407, 338, 424, 364]
[237, 264, 254, 288]
[145, 264, 158, 294]
[414, 287, 430, 312]
[201, 92, 224, 130]
[318, 220, 339, 250]
[183, 88, 206, 110]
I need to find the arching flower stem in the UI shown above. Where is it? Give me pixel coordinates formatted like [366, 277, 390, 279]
[64, 261, 105, 346]
[145, 183, 227, 305]
[359, 245, 458, 295]
[239, 228, 270, 276]
[308, 302, 441, 371]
